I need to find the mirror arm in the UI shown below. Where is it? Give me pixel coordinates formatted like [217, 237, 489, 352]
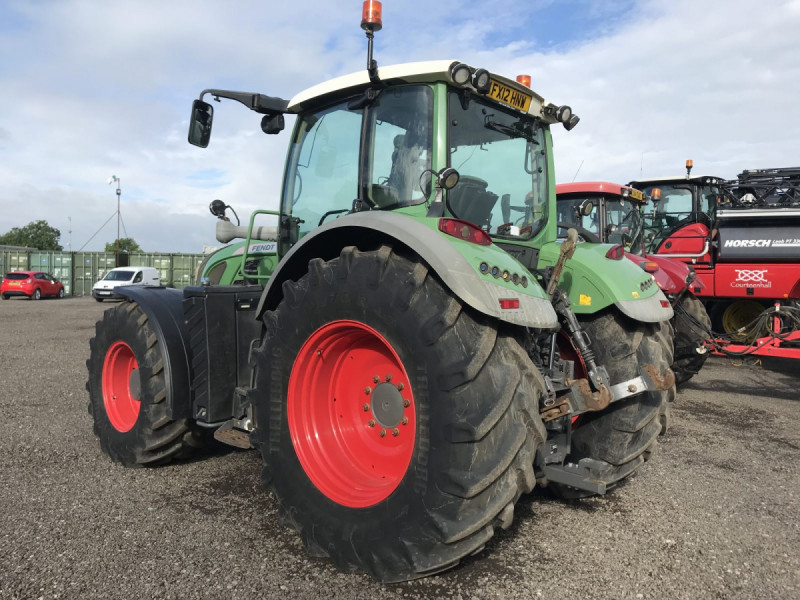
[199, 89, 290, 115]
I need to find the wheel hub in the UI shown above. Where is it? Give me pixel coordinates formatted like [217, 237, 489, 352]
[370, 381, 404, 428]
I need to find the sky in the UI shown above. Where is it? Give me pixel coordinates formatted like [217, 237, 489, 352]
[1, 0, 798, 253]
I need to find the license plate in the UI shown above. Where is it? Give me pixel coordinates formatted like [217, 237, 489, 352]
[630, 188, 644, 201]
[98, 291, 110, 295]
[487, 79, 532, 112]
[8, 282, 18, 286]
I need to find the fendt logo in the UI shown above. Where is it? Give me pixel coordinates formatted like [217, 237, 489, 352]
[723, 239, 772, 248]
[731, 269, 771, 289]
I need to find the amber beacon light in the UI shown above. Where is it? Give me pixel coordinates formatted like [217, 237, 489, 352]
[516, 74, 531, 88]
[361, 0, 383, 31]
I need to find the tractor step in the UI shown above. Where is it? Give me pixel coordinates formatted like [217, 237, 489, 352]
[213, 420, 252, 449]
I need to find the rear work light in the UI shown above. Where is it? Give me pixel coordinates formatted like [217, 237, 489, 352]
[438, 218, 492, 246]
[499, 298, 520, 310]
[660, 300, 670, 308]
[605, 244, 625, 260]
[638, 260, 660, 273]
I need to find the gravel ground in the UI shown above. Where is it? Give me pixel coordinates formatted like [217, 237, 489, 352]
[0, 297, 798, 599]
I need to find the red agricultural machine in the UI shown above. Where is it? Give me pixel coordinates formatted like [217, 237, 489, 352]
[629, 162, 800, 370]
[556, 182, 711, 384]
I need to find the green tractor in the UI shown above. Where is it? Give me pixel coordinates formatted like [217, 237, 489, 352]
[85, 7, 675, 582]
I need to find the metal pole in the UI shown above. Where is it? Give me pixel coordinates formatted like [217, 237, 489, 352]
[115, 179, 121, 266]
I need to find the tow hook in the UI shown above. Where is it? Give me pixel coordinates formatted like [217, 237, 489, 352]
[540, 365, 674, 422]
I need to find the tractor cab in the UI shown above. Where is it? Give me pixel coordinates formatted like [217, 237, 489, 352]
[629, 160, 722, 263]
[555, 181, 646, 248]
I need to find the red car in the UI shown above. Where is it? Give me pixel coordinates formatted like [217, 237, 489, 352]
[1, 271, 66, 300]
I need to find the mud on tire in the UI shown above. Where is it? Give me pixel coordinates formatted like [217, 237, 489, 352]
[552, 309, 675, 499]
[672, 294, 711, 386]
[86, 301, 205, 467]
[251, 245, 547, 582]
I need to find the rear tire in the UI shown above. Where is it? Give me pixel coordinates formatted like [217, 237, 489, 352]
[1, 294, 7, 300]
[86, 301, 204, 466]
[552, 310, 674, 498]
[32, 288, 41, 300]
[252, 245, 546, 582]
[672, 294, 711, 385]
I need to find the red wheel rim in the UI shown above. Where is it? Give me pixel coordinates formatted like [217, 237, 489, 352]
[288, 320, 416, 508]
[102, 341, 141, 432]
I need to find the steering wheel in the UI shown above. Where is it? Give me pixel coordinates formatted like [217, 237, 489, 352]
[557, 221, 600, 243]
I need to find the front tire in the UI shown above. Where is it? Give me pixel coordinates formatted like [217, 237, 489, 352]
[86, 301, 204, 466]
[252, 246, 546, 582]
[672, 295, 711, 385]
[552, 309, 675, 498]
[57, 288, 65, 299]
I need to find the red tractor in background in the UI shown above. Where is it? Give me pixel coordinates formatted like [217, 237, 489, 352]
[556, 181, 711, 385]
[628, 162, 800, 371]
[629, 161, 800, 334]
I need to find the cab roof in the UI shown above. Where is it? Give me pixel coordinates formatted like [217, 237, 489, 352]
[628, 175, 723, 186]
[556, 181, 632, 197]
[288, 60, 556, 122]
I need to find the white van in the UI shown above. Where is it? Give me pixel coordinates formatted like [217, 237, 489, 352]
[92, 267, 160, 302]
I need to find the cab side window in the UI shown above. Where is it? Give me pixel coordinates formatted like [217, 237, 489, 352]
[133, 271, 143, 283]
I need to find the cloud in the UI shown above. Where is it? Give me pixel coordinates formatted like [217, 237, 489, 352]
[0, 0, 798, 252]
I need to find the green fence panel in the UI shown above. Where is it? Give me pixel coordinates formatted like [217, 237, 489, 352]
[171, 254, 199, 290]
[73, 252, 117, 297]
[1, 251, 205, 295]
[29, 251, 74, 295]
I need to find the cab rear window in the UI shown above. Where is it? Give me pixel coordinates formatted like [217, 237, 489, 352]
[4, 273, 29, 280]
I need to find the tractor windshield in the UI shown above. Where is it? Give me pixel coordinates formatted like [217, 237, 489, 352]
[447, 92, 547, 240]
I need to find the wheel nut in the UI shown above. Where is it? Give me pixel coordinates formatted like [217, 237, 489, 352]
[368, 420, 375, 427]
[401, 416, 408, 425]
[379, 429, 386, 437]
[373, 375, 380, 383]
[363, 403, 370, 411]
[392, 428, 400, 437]
[397, 383, 404, 391]
[364, 386, 371, 394]
[403, 399, 410, 408]
[385, 374, 392, 382]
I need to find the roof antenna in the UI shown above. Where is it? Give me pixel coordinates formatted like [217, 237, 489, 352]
[572, 159, 584, 182]
[361, 1, 383, 84]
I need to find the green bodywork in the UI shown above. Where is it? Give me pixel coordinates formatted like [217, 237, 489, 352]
[537, 241, 660, 313]
[197, 240, 279, 286]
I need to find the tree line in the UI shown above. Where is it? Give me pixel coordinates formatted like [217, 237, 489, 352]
[0, 220, 141, 253]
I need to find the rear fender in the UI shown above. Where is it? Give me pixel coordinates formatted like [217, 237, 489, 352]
[255, 212, 558, 329]
[114, 286, 192, 420]
[538, 242, 673, 322]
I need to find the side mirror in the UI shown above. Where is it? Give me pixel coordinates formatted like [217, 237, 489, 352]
[579, 199, 594, 217]
[188, 99, 214, 148]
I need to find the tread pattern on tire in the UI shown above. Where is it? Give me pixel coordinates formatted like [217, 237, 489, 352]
[552, 309, 674, 498]
[86, 301, 202, 467]
[672, 294, 711, 386]
[251, 245, 547, 582]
